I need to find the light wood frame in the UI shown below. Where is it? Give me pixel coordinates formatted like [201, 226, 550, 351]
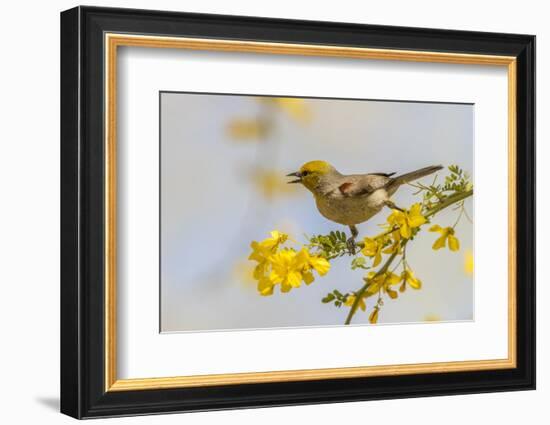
[104, 33, 517, 392]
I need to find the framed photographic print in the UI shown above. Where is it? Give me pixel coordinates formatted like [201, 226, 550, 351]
[60, 6, 535, 419]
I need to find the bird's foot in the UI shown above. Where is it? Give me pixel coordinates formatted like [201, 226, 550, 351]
[347, 225, 359, 255]
[347, 237, 357, 255]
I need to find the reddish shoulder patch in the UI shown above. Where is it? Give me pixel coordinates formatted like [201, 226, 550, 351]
[338, 182, 353, 195]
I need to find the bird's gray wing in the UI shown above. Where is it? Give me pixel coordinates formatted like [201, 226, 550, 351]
[338, 174, 392, 197]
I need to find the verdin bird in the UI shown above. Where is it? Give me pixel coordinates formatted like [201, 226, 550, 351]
[287, 160, 442, 249]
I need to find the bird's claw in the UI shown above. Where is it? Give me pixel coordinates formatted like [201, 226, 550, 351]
[347, 237, 357, 255]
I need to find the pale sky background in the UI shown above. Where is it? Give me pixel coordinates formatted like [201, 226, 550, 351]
[160, 92, 474, 332]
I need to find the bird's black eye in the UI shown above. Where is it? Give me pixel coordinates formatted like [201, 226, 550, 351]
[301, 171, 309, 176]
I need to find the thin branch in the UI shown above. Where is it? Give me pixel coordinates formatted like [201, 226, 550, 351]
[344, 251, 399, 325]
[425, 189, 473, 218]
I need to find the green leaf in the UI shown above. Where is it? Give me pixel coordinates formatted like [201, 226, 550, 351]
[322, 293, 335, 303]
[351, 257, 367, 270]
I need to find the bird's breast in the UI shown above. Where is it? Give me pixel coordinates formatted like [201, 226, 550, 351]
[314, 189, 389, 226]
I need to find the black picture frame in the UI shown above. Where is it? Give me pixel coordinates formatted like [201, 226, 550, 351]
[61, 5, 535, 419]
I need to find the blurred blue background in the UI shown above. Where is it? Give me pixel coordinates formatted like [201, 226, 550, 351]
[160, 92, 474, 332]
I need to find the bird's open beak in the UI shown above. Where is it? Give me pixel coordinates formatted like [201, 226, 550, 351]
[286, 171, 302, 184]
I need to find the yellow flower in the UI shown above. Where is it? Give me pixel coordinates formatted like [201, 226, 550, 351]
[269, 250, 304, 293]
[382, 229, 402, 255]
[386, 287, 398, 299]
[248, 242, 272, 280]
[464, 250, 474, 275]
[267, 248, 330, 293]
[369, 308, 379, 324]
[296, 248, 331, 278]
[401, 269, 422, 290]
[365, 271, 402, 295]
[361, 237, 384, 266]
[248, 232, 330, 296]
[344, 294, 366, 312]
[387, 203, 426, 239]
[429, 225, 460, 251]
[249, 231, 288, 257]
[248, 231, 288, 282]
[257, 277, 275, 296]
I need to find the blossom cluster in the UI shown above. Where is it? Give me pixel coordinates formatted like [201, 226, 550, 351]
[361, 203, 461, 265]
[344, 201, 465, 323]
[360, 203, 427, 263]
[248, 231, 330, 296]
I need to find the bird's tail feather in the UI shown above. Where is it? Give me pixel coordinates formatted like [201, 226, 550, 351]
[388, 165, 443, 189]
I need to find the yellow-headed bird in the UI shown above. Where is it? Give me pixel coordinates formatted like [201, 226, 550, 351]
[287, 160, 442, 245]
